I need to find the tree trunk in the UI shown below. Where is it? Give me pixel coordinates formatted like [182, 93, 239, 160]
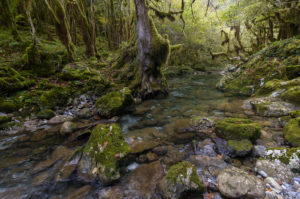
[0, 0, 20, 41]
[134, 0, 169, 98]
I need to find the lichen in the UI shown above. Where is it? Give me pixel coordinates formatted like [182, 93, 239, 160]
[84, 123, 130, 184]
[264, 147, 300, 168]
[215, 118, 261, 142]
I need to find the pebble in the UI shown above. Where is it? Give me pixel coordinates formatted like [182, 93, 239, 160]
[258, 170, 268, 178]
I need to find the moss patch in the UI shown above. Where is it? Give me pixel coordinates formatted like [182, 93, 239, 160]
[95, 87, 133, 118]
[215, 118, 261, 142]
[36, 109, 55, 119]
[0, 101, 17, 113]
[281, 86, 300, 105]
[40, 86, 71, 109]
[284, 117, 300, 147]
[0, 115, 12, 124]
[84, 123, 130, 184]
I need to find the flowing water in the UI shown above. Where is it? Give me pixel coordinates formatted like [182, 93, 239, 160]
[0, 72, 282, 198]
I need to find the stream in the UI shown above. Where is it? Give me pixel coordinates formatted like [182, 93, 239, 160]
[0, 72, 289, 198]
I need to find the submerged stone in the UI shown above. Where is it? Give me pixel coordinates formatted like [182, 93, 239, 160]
[96, 87, 134, 118]
[215, 118, 261, 142]
[158, 161, 204, 199]
[284, 117, 300, 147]
[227, 139, 253, 157]
[84, 123, 130, 185]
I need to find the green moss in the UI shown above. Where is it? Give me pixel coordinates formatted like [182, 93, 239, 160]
[95, 87, 133, 118]
[290, 110, 300, 118]
[281, 86, 300, 104]
[84, 123, 130, 184]
[40, 86, 71, 109]
[0, 115, 12, 124]
[286, 65, 300, 79]
[227, 139, 253, 151]
[0, 101, 17, 113]
[264, 147, 300, 165]
[256, 79, 283, 95]
[36, 109, 55, 119]
[215, 118, 261, 142]
[284, 117, 300, 147]
[0, 65, 34, 94]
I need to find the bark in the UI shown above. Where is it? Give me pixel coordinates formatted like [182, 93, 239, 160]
[134, 0, 169, 98]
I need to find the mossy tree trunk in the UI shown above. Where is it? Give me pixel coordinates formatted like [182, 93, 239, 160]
[134, 0, 169, 99]
[44, 0, 75, 61]
[0, 0, 20, 41]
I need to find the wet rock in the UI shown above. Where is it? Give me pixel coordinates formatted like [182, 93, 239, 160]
[84, 123, 130, 185]
[193, 139, 218, 157]
[95, 87, 134, 118]
[190, 117, 216, 133]
[153, 146, 168, 156]
[283, 117, 300, 147]
[76, 108, 92, 119]
[216, 166, 265, 199]
[253, 145, 266, 157]
[122, 161, 164, 198]
[136, 154, 148, 163]
[250, 97, 295, 117]
[48, 115, 73, 125]
[189, 155, 227, 174]
[32, 170, 52, 186]
[255, 160, 294, 182]
[215, 118, 261, 142]
[227, 139, 253, 157]
[163, 119, 196, 144]
[146, 152, 158, 162]
[0, 186, 27, 199]
[65, 185, 93, 199]
[158, 161, 204, 199]
[265, 177, 283, 193]
[36, 109, 55, 120]
[60, 121, 77, 135]
[98, 185, 124, 199]
[162, 146, 186, 168]
[77, 153, 97, 183]
[130, 140, 159, 154]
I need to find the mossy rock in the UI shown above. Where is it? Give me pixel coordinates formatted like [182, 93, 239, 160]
[0, 121, 19, 130]
[40, 87, 71, 109]
[290, 110, 300, 118]
[286, 65, 300, 79]
[61, 63, 100, 80]
[284, 117, 300, 147]
[0, 101, 17, 113]
[84, 123, 130, 185]
[36, 109, 55, 119]
[263, 147, 300, 170]
[215, 118, 261, 142]
[227, 139, 253, 157]
[159, 161, 204, 199]
[0, 65, 34, 94]
[281, 86, 300, 105]
[95, 87, 133, 118]
[0, 115, 12, 124]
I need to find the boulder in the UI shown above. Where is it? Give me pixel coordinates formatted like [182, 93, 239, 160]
[0, 101, 17, 113]
[95, 87, 134, 118]
[84, 123, 130, 185]
[76, 108, 92, 119]
[217, 166, 265, 199]
[36, 109, 55, 119]
[284, 117, 300, 147]
[215, 118, 261, 142]
[60, 121, 77, 135]
[227, 139, 253, 157]
[163, 119, 196, 144]
[158, 161, 204, 199]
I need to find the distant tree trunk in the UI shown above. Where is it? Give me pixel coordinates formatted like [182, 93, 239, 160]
[134, 0, 169, 98]
[0, 0, 20, 41]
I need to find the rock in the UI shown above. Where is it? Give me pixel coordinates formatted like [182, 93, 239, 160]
[283, 117, 300, 147]
[255, 160, 294, 182]
[98, 185, 124, 199]
[95, 87, 134, 118]
[40, 86, 71, 109]
[250, 97, 296, 117]
[76, 108, 92, 119]
[153, 146, 168, 156]
[129, 140, 159, 154]
[77, 153, 97, 183]
[48, 115, 73, 125]
[84, 123, 130, 185]
[253, 145, 266, 157]
[227, 139, 253, 157]
[123, 161, 164, 198]
[162, 146, 186, 168]
[0, 115, 12, 124]
[263, 147, 300, 171]
[215, 118, 261, 142]
[65, 185, 93, 199]
[217, 166, 265, 199]
[163, 119, 196, 144]
[36, 109, 55, 119]
[158, 161, 204, 199]
[190, 117, 215, 132]
[146, 152, 158, 162]
[189, 155, 227, 174]
[281, 86, 300, 105]
[0, 101, 17, 113]
[32, 170, 51, 186]
[265, 177, 283, 193]
[60, 121, 77, 135]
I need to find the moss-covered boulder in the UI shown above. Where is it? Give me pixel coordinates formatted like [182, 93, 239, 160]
[61, 63, 100, 80]
[36, 109, 55, 119]
[0, 65, 34, 93]
[95, 87, 133, 118]
[40, 87, 71, 109]
[227, 139, 253, 157]
[281, 86, 300, 105]
[215, 118, 261, 142]
[158, 161, 204, 199]
[0, 115, 11, 124]
[84, 123, 130, 185]
[0, 101, 17, 113]
[284, 117, 300, 147]
[217, 37, 300, 96]
[263, 147, 300, 171]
